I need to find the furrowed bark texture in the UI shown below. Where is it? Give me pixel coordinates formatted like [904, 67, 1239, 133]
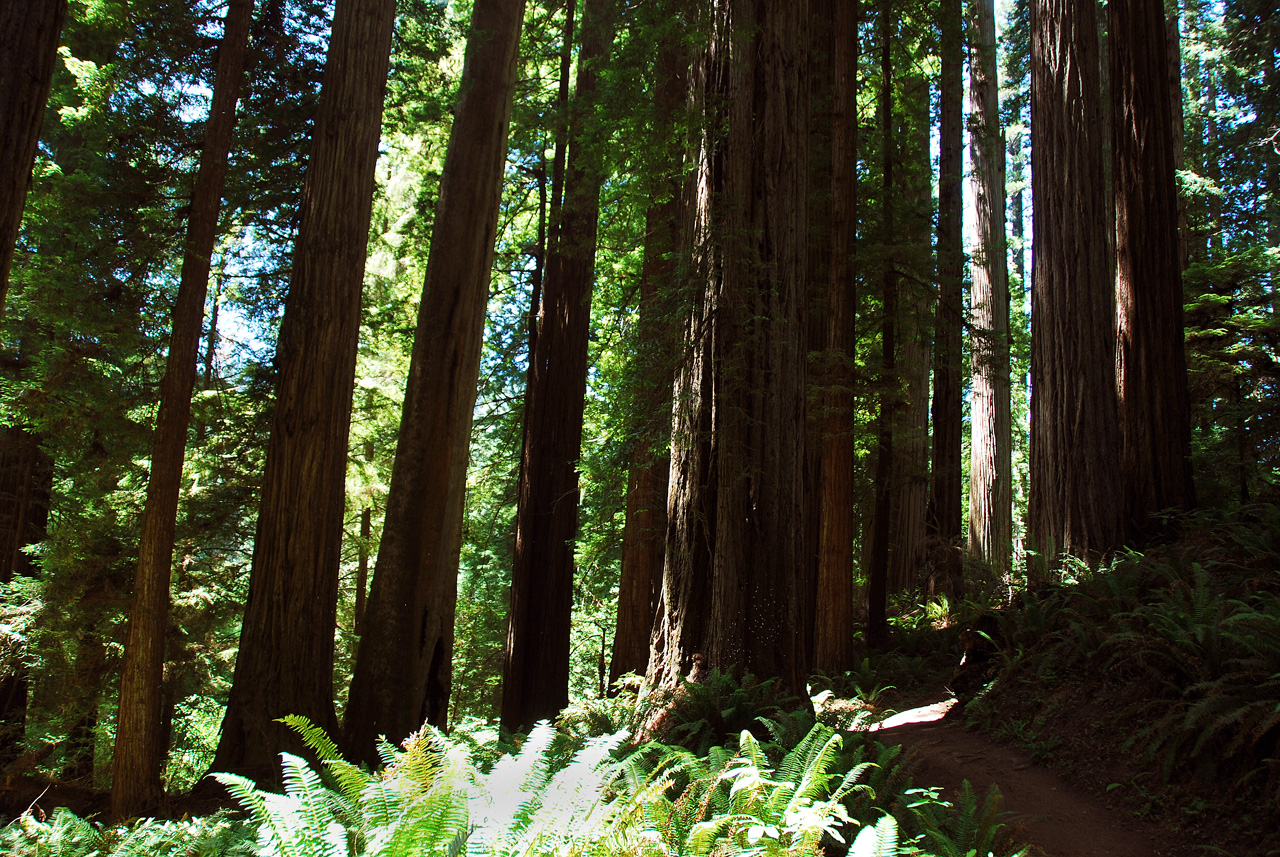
[1029, 0, 1122, 563]
[343, 0, 526, 762]
[1111, 0, 1195, 542]
[887, 74, 931, 596]
[866, 1, 894, 646]
[503, 0, 618, 733]
[0, 0, 67, 311]
[649, 0, 810, 697]
[610, 29, 688, 688]
[929, 0, 964, 598]
[968, 0, 1012, 577]
[814, 0, 859, 673]
[211, 0, 395, 783]
[112, 0, 253, 818]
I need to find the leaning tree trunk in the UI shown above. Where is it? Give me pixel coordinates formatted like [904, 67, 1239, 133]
[112, 0, 253, 819]
[209, 0, 395, 784]
[341, 0, 526, 764]
[502, 0, 619, 734]
[814, 0, 859, 673]
[968, 0, 1012, 577]
[1028, 0, 1122, 564]
[0, 0, 68, 312]
[649, 0, 810, 699]
[1111, 0, 1195, 542]
[609, 20, 688, 688]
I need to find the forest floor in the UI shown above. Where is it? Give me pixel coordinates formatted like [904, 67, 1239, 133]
[870, 698, 1164, 857]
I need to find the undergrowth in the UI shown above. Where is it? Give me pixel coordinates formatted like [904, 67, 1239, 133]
[965, 505, 1280, 854]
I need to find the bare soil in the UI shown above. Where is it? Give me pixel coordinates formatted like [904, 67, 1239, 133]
[871, 701, 1166, 857]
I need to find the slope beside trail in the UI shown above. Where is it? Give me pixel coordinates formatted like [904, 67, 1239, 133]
[870, 701, 1164, 857]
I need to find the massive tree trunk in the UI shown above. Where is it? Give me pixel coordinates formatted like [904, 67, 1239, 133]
[0, 426, 51, 765]
[887, 72, 931, 596]
[968, 0, 1012, 577]
[866, 0, 894, 646]
[112, 0, 253, 818]
[502, 0, 619, 733]
[1111, 0, 1195, 541]
[0, 0, 68, 312]
[649, 0, 809, 697]
[210, 0, 395, 783]
[609, 25, 688, 688]
[814, 0, 859, 673]
[342, 0, 526, 763]
[929, 0, 964, 600]
[1028, 0, 1122, 563]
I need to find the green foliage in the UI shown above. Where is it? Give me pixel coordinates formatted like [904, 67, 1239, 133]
[969, 508, 1280, 831]
[0, 807, 254, 857]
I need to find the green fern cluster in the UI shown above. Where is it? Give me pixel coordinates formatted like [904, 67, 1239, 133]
[972, 507, 1280, 820]
[0, 806, 254, 857]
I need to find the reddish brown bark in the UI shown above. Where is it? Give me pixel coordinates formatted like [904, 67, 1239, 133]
[969, 0, 1012, 576]
[210, 0, 395, 783]
[0, 0, 68, 312]
[503, 0, 619, 733]
[866, 1, 894, 646]
[814, 0, 859, 673]
[610, 32, 688, 687]
[929, 0, 964, 599]
[1111, 0, 1195, 540]
[112, 0, 253, 818]
[1028, 0, 1122, 563]
[342, 0, 526, 762]
[649, 0, 810, 697]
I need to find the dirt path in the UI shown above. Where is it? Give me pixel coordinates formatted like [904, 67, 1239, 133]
[870, 701, 1164, 857]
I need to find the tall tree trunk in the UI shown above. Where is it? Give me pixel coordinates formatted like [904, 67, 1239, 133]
[814, 0, 859, 673]
[1028, 0, 1122, 563]
[968, 0, 1011, 578]
[866, 0, 894, 646]
[210, 0, 395, 783]
[62, 634, 106, 784]
[0, 0, 68, 312]
[1168, 1, 1189, 272]
[0, 426, 51, 765]
[929, 0, 964, 600]
[887, 73, 931, 596]
[112, 0, 253, 819]
[649, 0, 810, 698]
[502, 0, 619, 733]
[1111, 0, 1195, 542]
[802, 0, 834, 670]
[610, 26, 688, 688]
[342, 0, 526, 763]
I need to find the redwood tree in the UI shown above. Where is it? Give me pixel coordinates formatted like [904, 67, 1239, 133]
[649, 0, 810, 697]
[814, 0, 859, 672]
[929, 0, 964, 598]
[342, 0, 527, 764]
[969, 0, 1012, 577]
[1028, 0, 1122, 563]
[610, 20, 688, 687]
[503, 0, 619, 733]
[112, 0, 254, 818]
[1111, 0, 1195, 541]
[209, 0, 395, 783]
[0, 0, 68, 312]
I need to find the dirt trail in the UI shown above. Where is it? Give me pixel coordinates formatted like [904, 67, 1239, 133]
[870, 701, 1164, 857]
